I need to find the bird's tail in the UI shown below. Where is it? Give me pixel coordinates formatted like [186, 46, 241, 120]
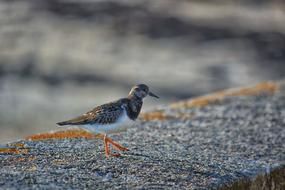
[56, 121, 71, 127]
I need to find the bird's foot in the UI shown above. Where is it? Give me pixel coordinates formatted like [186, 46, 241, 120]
[103, 134, 129, 158]
[110, 153, 121, 157]
[105, 136, 129, 151]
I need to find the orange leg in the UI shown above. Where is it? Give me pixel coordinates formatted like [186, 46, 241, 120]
[105, 136, 129, 151]
[103, 134, 111, 157]
[103, 134, 129, 157]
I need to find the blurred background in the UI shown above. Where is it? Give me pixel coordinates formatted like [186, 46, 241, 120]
[0, 0, 285, 143]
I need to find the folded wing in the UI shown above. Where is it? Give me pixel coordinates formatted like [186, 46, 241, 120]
[57, 101, 124, 126]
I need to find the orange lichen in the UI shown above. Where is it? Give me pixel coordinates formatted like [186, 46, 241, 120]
[0, 143, 29, 155]
[140, 111, 174, 121]
[9, 143, 26, 148]
[140, 110, 195, 121]
[0, 148, 21, 154]
[171, 81, 279, 109]
[13, 157, 26, 162]
[25, 129, 98, 141]
[0, 147, 29, 154]
[177, 112, 196, 120]
[8, 155, 36, 162]
[226, 81, 278, 96]
[142, 82, 279, 121]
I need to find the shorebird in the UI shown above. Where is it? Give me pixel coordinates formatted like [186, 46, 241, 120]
[57, 84, 159, 157]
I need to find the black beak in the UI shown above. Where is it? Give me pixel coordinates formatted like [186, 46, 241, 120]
[149, 91, 159, 99]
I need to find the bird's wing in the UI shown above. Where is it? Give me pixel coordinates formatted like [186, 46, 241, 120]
[57, 100, 125, 126]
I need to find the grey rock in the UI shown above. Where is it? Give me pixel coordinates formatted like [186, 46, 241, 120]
[0, 93, 285, 189]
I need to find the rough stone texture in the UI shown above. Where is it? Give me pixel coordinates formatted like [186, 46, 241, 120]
[1, 87, 285, 189]
[1, 0, 285, 143]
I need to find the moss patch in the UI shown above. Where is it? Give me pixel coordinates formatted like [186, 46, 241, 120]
[220, 166, 285, 190]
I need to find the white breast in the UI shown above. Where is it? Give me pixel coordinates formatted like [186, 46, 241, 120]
[80, 110, 134, 134]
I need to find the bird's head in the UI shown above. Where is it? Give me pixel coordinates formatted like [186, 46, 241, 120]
[128, 84, 159, 99]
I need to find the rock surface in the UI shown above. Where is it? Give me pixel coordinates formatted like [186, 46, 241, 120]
[1, 0, 285, 143]
[0, 82, 285, 189]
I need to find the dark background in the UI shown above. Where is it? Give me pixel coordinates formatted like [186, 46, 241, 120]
[0, 0, 285, 143]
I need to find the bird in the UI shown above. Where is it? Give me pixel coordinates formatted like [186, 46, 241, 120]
[56, 84, 159, 157]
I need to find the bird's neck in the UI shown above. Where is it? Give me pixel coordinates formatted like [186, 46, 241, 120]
[126, 95, 143, 120]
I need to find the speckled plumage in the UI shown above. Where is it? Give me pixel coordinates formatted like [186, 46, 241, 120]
[57, 97, 143, 125]
[56, 84, 159, 157]
[57, 84, 158, 132]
